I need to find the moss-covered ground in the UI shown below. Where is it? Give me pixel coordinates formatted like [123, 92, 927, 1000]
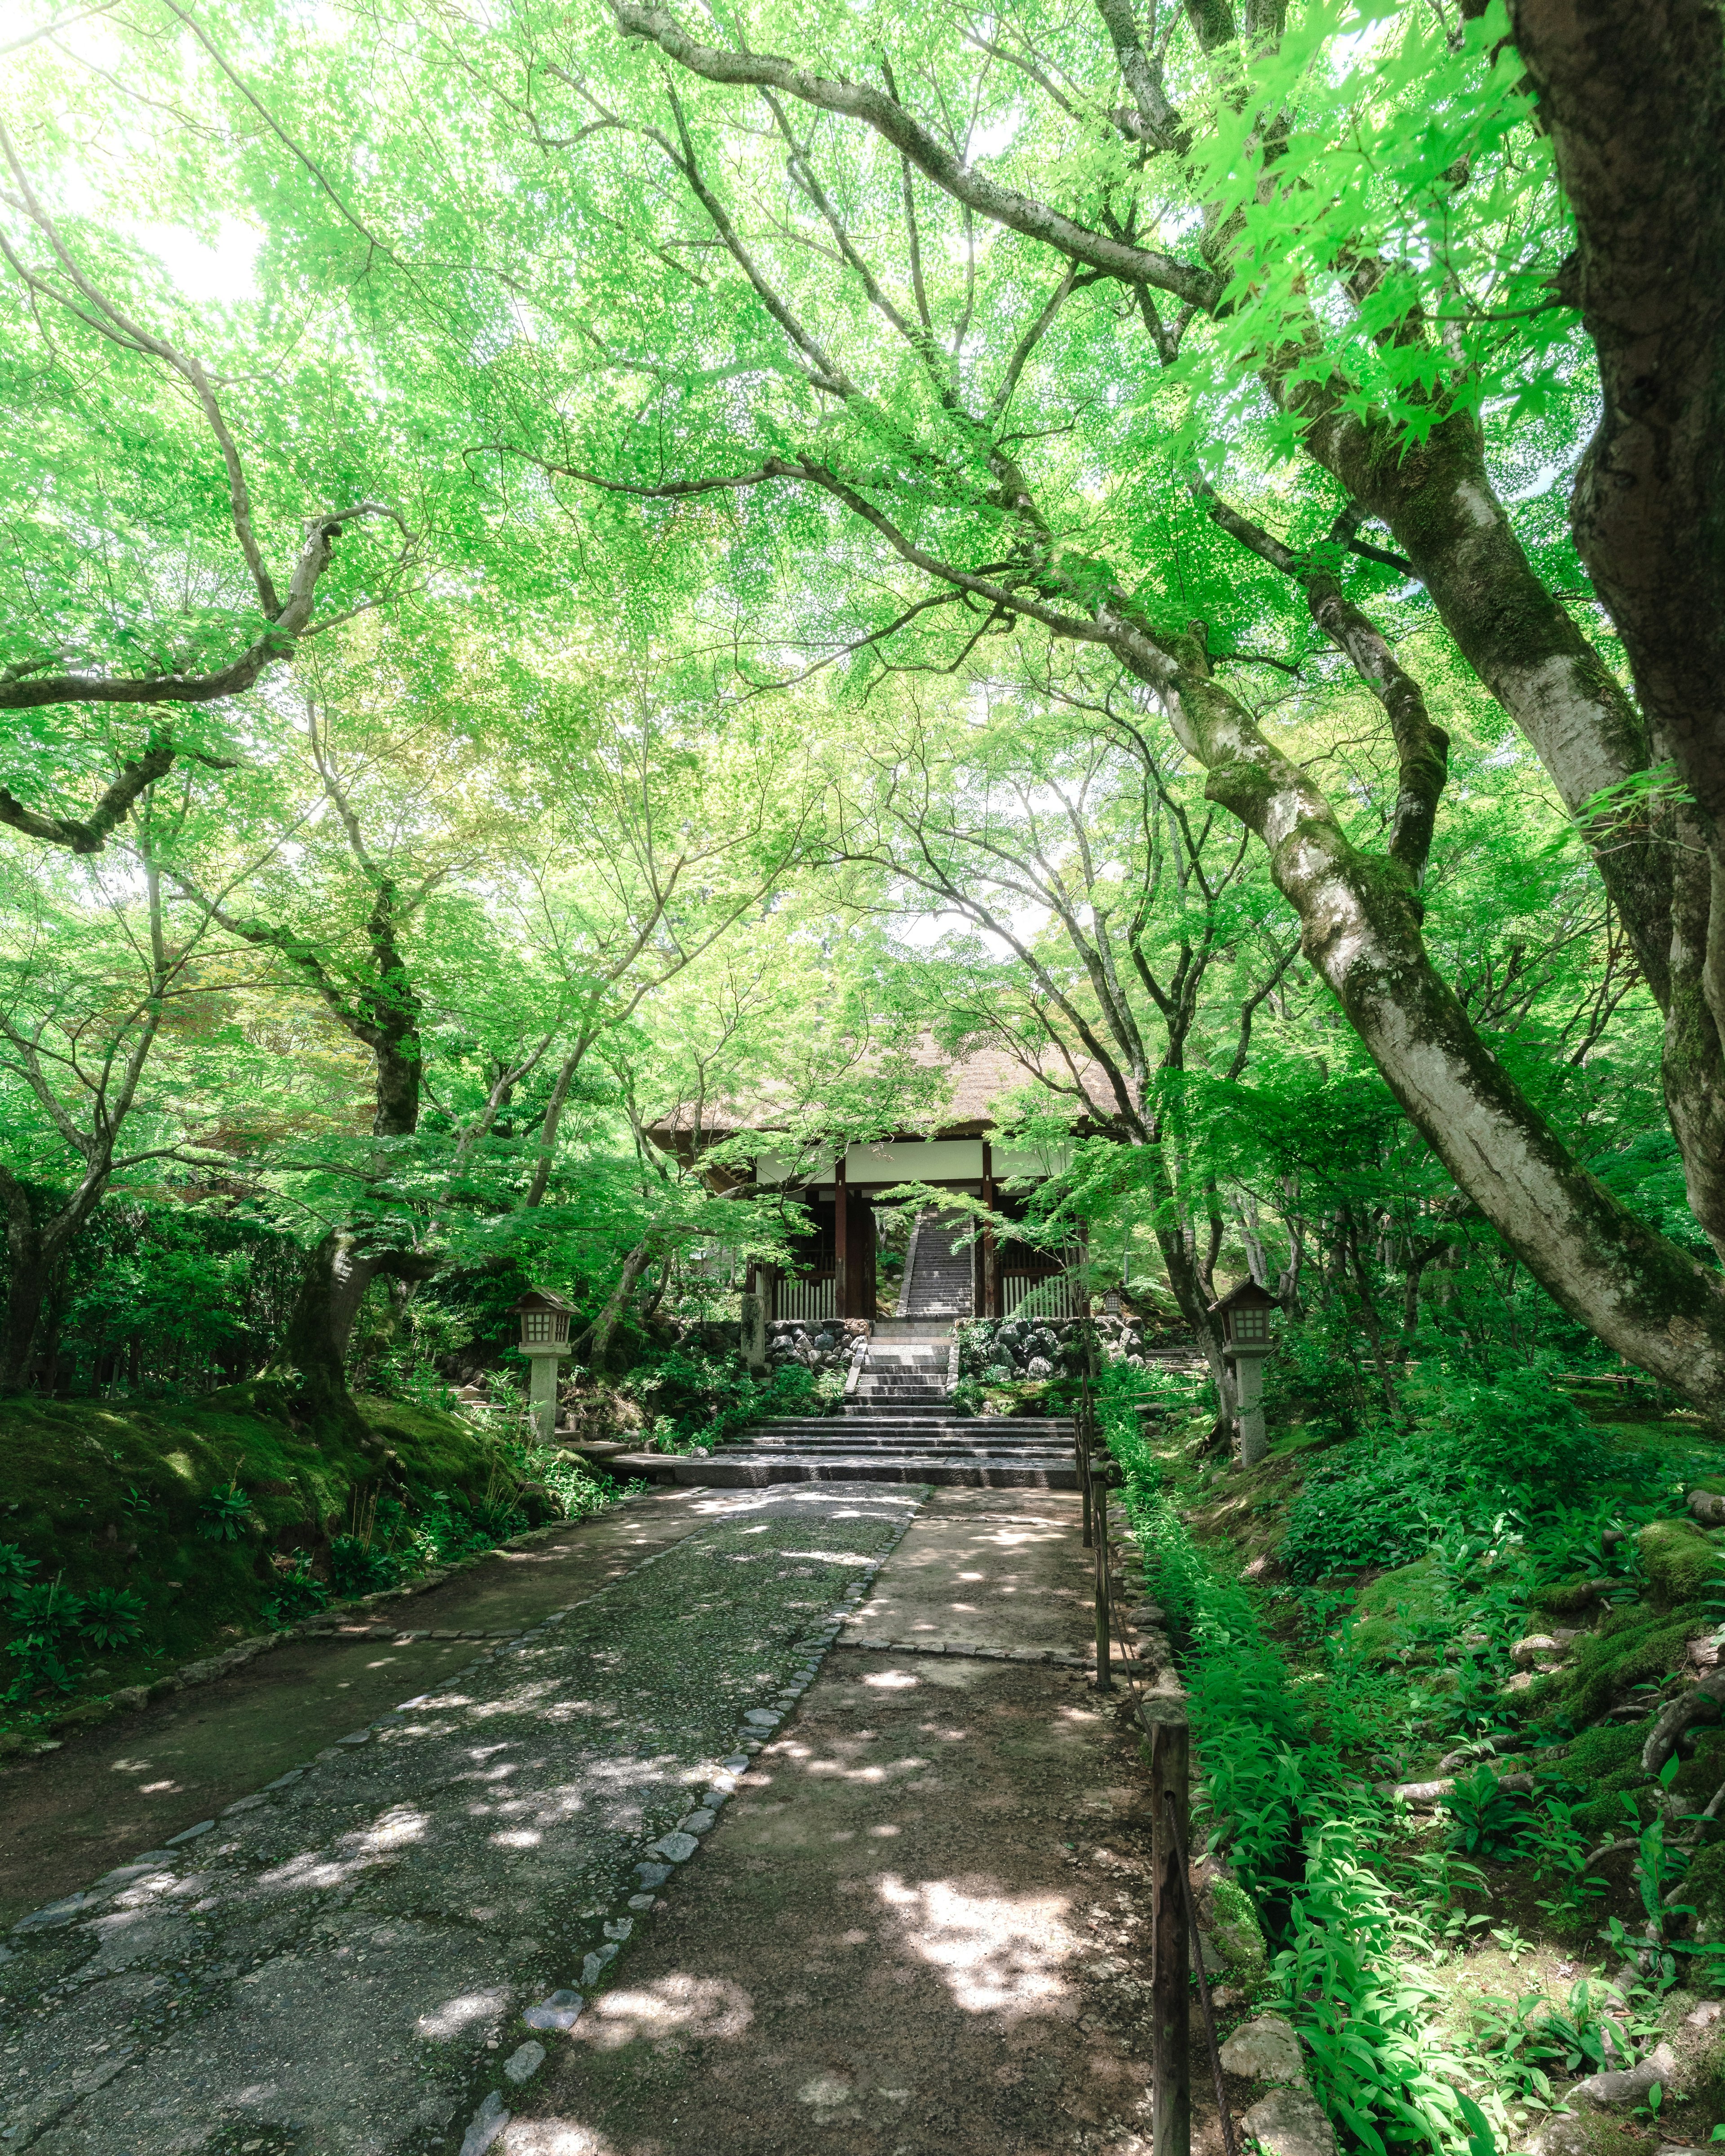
[0, 1386, 589, 1750]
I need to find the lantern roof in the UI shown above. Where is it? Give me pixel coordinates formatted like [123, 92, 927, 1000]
[1207, 1277, 1276, 1316]
[513, 1288, 575, 1314]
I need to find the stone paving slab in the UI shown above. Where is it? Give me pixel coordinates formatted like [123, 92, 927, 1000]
[845, 1498, 1093, 1654]
[0, 1487, 924, 2154]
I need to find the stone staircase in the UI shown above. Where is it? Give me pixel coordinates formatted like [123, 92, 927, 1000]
[902, 1213, 975, 1319]
[614, 1315, 1079, 1489]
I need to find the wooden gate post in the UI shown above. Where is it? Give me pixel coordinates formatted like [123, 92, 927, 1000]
[1144, 1700, 1191, 2156]
[1093, 1484, 1113, 1690]
[1078, 1375, 1094, 1547]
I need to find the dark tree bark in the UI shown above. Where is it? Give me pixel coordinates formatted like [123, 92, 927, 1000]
[1504, 0, 1725, 1260]
[279, 1228, 440, 1418]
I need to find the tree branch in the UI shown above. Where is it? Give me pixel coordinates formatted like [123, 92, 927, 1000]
[0, 733, 180, 853]
[606, 0, 1221, 309]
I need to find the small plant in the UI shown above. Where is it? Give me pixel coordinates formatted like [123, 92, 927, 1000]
[4, 1577, 87, 1697]
[328, 1535, 398, 1598]
[262, 1556, 329, 1629]
[0, 1542, 38, 1595]
[1446, 1766, 1537, 1862]
[198, 1482, 257, 1540]
[1530, 1797, 1608, 1927]
[1473, 1980, 1619, 2103]
[76, 1587, 146, 1651]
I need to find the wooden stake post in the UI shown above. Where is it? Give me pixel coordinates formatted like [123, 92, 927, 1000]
[1142, 1699, 1191, 2156]
[1093, 1484, 1113, 1689]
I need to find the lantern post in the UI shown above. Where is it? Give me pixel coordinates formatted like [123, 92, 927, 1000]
[1208, 1281, 1275, 1470]
[513, 1289, 575, 1444]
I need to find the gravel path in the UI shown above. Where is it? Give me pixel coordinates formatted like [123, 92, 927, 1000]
[0, 1487, 922, 2153]
[0, 1492, 720, 1931]
[497, 1490, 1234, 2156]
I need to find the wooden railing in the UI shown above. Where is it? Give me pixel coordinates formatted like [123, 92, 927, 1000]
[1000, 1266, 1086, 1320]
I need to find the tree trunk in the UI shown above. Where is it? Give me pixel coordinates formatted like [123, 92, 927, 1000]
[0, 1187, 49, 1396]
[0, 1168, 109, 1396]
[1155, 639, 1725, 1421]
[576, 1238, 657, 1370]
[277, 1228, 438, 1418]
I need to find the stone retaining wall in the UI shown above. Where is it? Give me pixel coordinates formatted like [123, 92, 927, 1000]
[765, 1319, 872, 1374]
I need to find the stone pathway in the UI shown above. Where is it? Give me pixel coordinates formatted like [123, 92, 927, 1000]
[499, 1490, 1231, 2156]
[0, 1489, 920, 2152]
[1, 1485, 1238, 2156]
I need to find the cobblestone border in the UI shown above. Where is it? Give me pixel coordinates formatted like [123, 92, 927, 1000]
[452, 1487, 930, 2155]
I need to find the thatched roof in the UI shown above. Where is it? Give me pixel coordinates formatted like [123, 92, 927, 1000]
[646, 1031, 1114, 1144]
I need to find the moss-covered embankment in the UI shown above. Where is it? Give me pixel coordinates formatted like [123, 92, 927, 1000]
[0, 1383, 571, 1751]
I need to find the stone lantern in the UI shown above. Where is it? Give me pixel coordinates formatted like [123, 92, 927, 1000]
[513, 1288, 574, 1443]
[1209, 1279, 1275, 1469]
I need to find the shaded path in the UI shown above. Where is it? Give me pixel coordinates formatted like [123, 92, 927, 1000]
[500, 1491, 1231, 2156]
[0, 1490, 720, 1931]
[0, 1489, 917, 2152]
[3, 1485, 1244, 2156]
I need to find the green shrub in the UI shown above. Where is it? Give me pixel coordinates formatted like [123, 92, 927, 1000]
[1445, 1766, 1537, 1860]
[4, 1578, 86, 1697]
[1282, 1449, 1456, 1582]
[1429, 1369, 1611, 1489]
[328, 1535, 399, 1597]
[1280, 1369, 1620, 1585]
[0, 1543, 37, 1593]
[261, 1557, 329, 1630]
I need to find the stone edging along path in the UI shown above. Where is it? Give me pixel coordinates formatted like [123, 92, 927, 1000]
[10, 1512, 624, 1761]
[4, 1486, 925, 2156]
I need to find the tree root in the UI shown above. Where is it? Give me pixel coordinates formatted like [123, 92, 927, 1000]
[1641, 1666, 1725, 1775]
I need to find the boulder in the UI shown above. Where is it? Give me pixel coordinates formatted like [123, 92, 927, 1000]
[1218, 2014, 1303, 2083]
[1240, 2084, 1338, 2156]
[1640, 1518, 1721, 1608]
[1568, 2040, 1681, 2109]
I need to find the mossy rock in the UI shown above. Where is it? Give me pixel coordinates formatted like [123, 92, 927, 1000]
[1207, 1873, 1269, 1986]
[1521, 1605, 1693, 1725]
[1531, 1576, 1609, 1617]
[1346, 1554, 1449, 1665]
[1685, 1841, 1725, 1925]
[1560, 1719, 1645, 1789]
[1638, 1516, 1724, 1608]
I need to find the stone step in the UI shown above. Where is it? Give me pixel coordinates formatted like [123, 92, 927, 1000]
[760, 1416, 1076, 1433]
[739, 1432, 1073, 1451]
[611, 1452, 1081, 1489]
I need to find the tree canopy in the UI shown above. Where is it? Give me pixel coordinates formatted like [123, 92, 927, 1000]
[1, 0, 1721, 1425]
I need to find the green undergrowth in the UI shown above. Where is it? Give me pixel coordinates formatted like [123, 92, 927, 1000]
[631, 1353, 821, 1449]
[1102, 1365, 1725, 2155]
[0, 1385, 618, 1745]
